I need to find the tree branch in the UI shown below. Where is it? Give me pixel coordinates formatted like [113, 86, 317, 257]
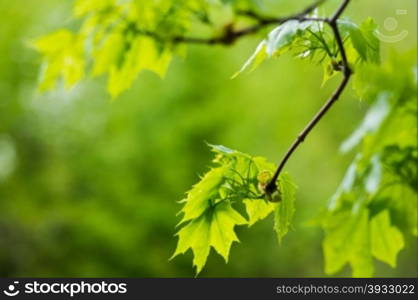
[265, 0, 352, 196]
[139, 0, 326, 46]
[139, 0, 353, 199]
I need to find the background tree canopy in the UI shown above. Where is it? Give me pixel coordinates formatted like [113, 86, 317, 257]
[0, 0, 416, 277]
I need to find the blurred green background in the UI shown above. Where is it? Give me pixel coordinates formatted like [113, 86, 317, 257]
[0, 0, 416, 277]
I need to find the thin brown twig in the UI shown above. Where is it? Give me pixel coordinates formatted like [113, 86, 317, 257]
[138, 0, 326, 46]
[265, 0, 352, 196]
[138, 0, 352, 199]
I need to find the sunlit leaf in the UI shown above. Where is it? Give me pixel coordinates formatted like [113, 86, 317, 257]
[340, 93, 390, 153]
[179, 166, 227, 225]
[32, 30, 85, 90]
[73, 0, 113, 17]
[338, 18, 368, 61]
[107, 36, 173, 97]
[244, 198, 276, 226]
[322, 52, 417, 277]
[173, 144, 296, 274]
[274, 172, 297, 243]
[322, 206, 373, 277]
[338, 18, 380, 63]
[172, 201, 247, 274]
[266, 20, 302, 56]
[92, 32, 124, 76]
[371, 210, 405, 268]
[232, 41, 267, 78]
[359, 18, 380, 63]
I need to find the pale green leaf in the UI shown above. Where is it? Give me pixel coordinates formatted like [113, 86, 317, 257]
[171, 208, 211, 274]
[323, 52, 416, 277]
[32, 30, 85, 90]
[209, 201, 247, 261]
[340, 93, 390, 153]
[73, 0, 113, 18]
[371, 210, 405, 267]
[338, 19, 368, 61]
[232, 41, 267, 78]
[322, 207, 373, 277]
[92, 32, 124, 76]
[174, 144, 296, 274]
[359, 17, 380, 63]
[350, 210, 374, 277]
[179, 166, 227, 225]
[243, 198, 276, 226]
[321, 60, 337, 86]
[274, 172, 297, 243]
[107, 36, 172, 97]
[172, 201, 246, 274]
[364, 155, 381, 194]
[266, 20, 302, 56]
[338, 18, 380, 63]
[32, 30, 74, 54]
[328, 155, 359, 210]
[233, 19, 315, 78]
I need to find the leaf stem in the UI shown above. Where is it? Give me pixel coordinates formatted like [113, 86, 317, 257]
[306, 28, 333, 58]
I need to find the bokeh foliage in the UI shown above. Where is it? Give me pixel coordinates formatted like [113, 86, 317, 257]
[0, 0, 416, 277]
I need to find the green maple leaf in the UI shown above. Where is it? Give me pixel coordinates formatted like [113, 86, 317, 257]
[178, 165, 228, 225]
[171, 201, 247, 275]
[172, 144, 298, 274]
